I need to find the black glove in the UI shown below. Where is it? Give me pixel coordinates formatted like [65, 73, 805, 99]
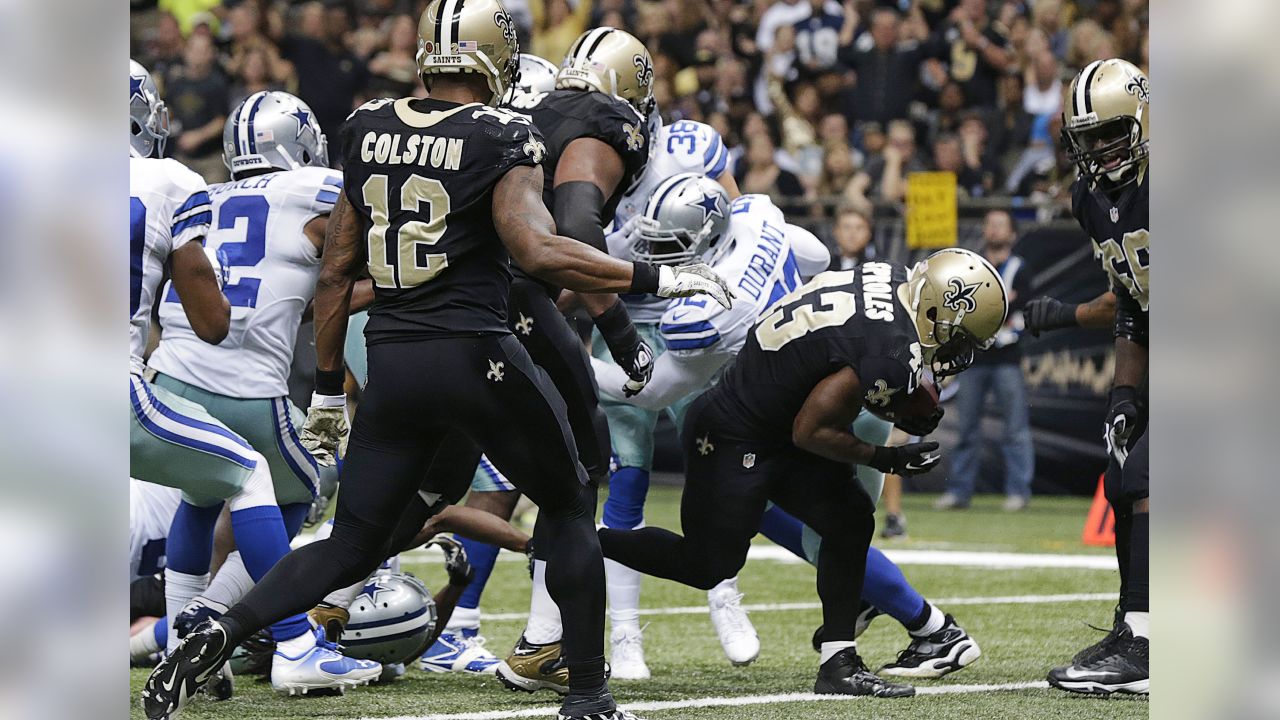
[1104, 385, 1140, 467]
[594, 300, 654, 395]
[894, 406, 944, 437]
[869, 442, 941, 476]
[1024, 297, 1079, 337]
[427, 536, 474, 587]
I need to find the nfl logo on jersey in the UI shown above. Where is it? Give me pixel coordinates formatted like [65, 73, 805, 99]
[742, 453, 755, 469]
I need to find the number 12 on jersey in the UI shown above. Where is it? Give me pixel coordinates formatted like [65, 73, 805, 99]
[362, 173, 450, 289]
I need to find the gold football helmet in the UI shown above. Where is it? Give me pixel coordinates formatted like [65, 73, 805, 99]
[900, 248, 1009, 378]
[1061, 58, 1149, 187]
[416, 0, 519, 104]
[556, 27, 655, 118]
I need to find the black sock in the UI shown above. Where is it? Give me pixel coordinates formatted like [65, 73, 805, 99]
[1112, 507, 1132, 612]
[1122, 512, 1149, 613]
[567, 656, 608, 696]
[217, 606, 260, 648]
[903, 597, 931, 634]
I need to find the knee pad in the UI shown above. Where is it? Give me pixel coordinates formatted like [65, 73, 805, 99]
[227, 454, 274, 513]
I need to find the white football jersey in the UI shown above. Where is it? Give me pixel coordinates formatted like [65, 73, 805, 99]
[607, 120, 731, 322]
[130, 157, 212, 376]
[129, 479, 181, 579]
[659, 194, 832, 356]
[149, 167, 342, 398]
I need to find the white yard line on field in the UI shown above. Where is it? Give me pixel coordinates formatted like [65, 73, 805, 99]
[478, 592, 1113, 622]
[358, 681, 1050, 720]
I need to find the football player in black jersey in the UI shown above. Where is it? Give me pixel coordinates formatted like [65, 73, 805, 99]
[1038, 59, 1150, 696]
[599, 249, 1009, 697]
[141, 2, 732, 719]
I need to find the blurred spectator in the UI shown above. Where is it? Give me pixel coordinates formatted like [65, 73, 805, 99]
[936, 209, 1033, 512]
[159, 0, 222, 37]
[792, 0, 846, 74]
[865, 119, 926, 201]
[988, 72, 1032, 161]
[228, 45, 287, 110]
[767, 76, 822, 177]
[930, 133, 985, 197]
[816, 113, 859, 161]
[735, 133, 808, 211]
[923, 80, 967, 149]
[928, 0, 1011, 109]
[280, 1, 369, 150]
[1023, 50, 1063, 118]
[957, 113, 1002, 196]
[811, 142, 869, 216]
[838, 7, 924, 126]
[145, 13, 188, 80]
[165, 33, 230, 182]
[223, 2, 293, 93]
[755, 0, 812, 57]
[367, 14, 420, 98]
[829, 200, 877, 269]
[656, 0, 708, 69]
[1006, 112, 1056, 197]
[1033, 0, 1070, 60]
[529, 0, 594, 65]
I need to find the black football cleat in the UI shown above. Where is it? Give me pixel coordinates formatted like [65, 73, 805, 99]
[1047, 624, 1148, 695]
[881, 512, 907, 539]
[879, 613, 981, 678]
[140, 619, 233, 719]
[557, 689, 646, 720]
[814, 647, 915, 697]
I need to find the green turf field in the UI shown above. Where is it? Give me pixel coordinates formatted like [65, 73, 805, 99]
[129, 490, 1148, 719]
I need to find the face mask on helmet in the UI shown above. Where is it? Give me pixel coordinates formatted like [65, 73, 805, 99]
[130, 60, 170, 158]
[631, 174, 729, 266]
[1064, 115, 1146, 186]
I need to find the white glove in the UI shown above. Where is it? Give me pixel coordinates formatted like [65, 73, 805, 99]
[300, 393, 349, 467]
[656, 263, 735, 310]
[203, 245, 229, 290]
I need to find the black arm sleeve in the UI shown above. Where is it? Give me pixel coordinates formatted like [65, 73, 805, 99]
[1113, 289, 1148, 347]
[551, 180, 608, 253]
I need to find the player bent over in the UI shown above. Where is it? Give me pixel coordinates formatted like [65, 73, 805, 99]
[140, 2, 731, 718]
[598, 246, 1008, 696]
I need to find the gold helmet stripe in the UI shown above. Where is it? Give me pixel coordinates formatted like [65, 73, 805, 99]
[1073, 59, 1103, 117]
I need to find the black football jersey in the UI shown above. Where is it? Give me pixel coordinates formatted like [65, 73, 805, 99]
[706, 263, 924, 444]
[521, 89, 650, 221]
[340, 98, 546, 343]
[1072, 170, 1149, 317]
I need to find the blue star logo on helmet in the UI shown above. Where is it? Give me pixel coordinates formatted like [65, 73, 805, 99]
[290, 107, 312, 139]
[690, 191, 724, 224]
[130, 75, 145, 102]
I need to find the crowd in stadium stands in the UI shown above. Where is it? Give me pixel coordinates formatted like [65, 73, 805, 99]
[130, 0, 1149, 214]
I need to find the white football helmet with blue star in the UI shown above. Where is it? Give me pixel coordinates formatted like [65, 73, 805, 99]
[222, 91, 329, 178]
[632, 172, 730, 266]
[130, 59, 169, 158]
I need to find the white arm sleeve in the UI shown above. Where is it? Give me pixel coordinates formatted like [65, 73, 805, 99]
[786, 223, 832, 278]
[591, 350, 730, 411]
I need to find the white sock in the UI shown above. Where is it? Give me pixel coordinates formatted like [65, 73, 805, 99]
[1124, 611, 1149, 639]
[446, 606, 481, 633]
[200, 551, 253, 609]
[275, 628, 316, 658]
[227, 457, 274, 513]
[710, 576, 740, 598]
[163, 569, 210, 653]
[820, 640, 857, 664]
[524, 560, 564, 645]
[323, 574, 369, 610]
[909, 602, 946, 638]
[130, 620, 161, 662]
[604, 555, 642, 631]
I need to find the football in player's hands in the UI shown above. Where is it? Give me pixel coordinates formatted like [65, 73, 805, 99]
[869, 381, 942, 435]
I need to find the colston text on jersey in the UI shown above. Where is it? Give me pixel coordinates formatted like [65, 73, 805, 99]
[360, 132, 465, 170]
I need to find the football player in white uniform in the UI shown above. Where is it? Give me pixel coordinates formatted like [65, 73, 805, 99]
[132, 78, 381, 700]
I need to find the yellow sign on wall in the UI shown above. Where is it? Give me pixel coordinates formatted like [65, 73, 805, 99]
[905, 171, 957, 249]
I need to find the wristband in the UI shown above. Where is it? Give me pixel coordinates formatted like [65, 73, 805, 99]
[315, 367, 345, 396]
[869, 446, 893, 473]
[630, 262, 659, 294]
[594, 299, 640, 352]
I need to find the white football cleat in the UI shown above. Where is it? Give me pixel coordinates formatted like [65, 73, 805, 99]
[270, 627, 382, 696]
[609, 625, 650, 680]
[418, 629, 502, 675]
[707, 578, 759, 666]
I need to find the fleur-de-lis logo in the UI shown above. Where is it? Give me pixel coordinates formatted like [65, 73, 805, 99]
[486, 360, 505, 382]
[622, 122, 644, 152]
[1124, 74, 1149, 104]
[864, 379, 896, 407]
[515, 313, 534, 335]
[942, 277, 980, 314]
[494, 11, 517, 48]
[523, 138, 545, 162]
[633, 53, 653, 90]
[696, 435, 714, 456]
